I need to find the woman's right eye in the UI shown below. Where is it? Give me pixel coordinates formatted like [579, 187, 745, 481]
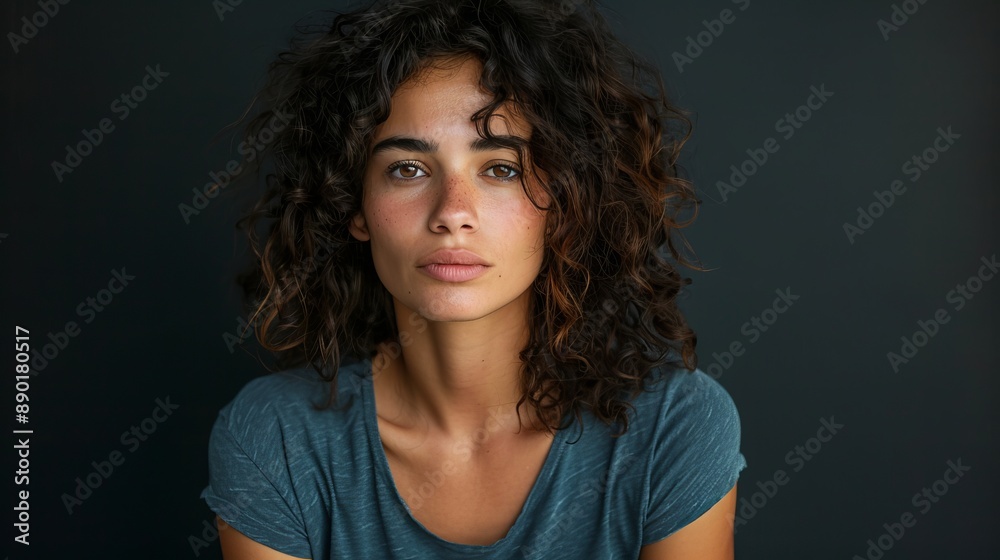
[387, 161, 428, 180]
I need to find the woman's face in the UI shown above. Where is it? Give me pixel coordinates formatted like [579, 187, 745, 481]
[349, 56, 549, 323]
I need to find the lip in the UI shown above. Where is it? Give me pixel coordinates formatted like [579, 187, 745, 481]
[416, 249, 491, 283]
[418, 263, 490, 282]
[416, 249, 491, 267]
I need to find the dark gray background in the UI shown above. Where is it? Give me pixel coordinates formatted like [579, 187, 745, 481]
[3, 0, 997, 558]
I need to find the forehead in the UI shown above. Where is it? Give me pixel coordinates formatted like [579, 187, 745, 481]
[373, 56, 530, 140]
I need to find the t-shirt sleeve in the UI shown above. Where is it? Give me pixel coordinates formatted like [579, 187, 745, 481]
[641, 369, 747, 545]
[199, 388, 312, 558]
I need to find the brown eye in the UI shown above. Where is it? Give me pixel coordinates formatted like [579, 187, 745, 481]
[387, 161, 427, 181]
[493, 165, 513, 178]
[484, 163, 520, 182]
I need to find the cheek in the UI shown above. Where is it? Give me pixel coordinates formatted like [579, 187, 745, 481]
[519, 186, 550, 250]
[518, 195, 548, 242]
[506, 200, 547, 261]
[366, 195, 409, 242]
[364, 200, 402, 270]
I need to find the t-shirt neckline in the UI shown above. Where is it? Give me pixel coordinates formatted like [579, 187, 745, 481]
[357, 356, 569, 553]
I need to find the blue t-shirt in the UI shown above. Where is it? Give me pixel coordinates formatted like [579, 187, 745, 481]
[199, 358, 746, 559]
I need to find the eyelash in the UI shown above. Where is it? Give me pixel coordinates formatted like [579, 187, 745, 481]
[385, 160, 522, 183]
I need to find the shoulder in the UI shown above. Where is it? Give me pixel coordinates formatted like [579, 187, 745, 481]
[632, 366, 741, 438]
[212, 359, 369, 453]
[635, 367, 747, 543]
[201, 362, 371, 558]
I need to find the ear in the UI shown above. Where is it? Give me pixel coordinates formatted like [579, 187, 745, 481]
[348, 212, 370, 241]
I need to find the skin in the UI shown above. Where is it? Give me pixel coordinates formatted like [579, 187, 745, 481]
[348, 54, 552, 442]
[219, 55, 738, 559]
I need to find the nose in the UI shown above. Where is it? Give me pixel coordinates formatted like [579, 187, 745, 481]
[428, 171, 479, 234]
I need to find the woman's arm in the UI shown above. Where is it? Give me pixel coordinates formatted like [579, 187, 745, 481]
[217, 516, 312, 560]
[638, 484, 738, 560]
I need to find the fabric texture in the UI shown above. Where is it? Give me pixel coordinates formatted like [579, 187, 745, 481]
[199, 357, 747, 559]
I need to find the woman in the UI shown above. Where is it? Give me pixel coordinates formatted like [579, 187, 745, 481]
[200, 0, 747, 558]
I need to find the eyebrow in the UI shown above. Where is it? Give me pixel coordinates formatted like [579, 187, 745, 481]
[370, 135, 527, 156]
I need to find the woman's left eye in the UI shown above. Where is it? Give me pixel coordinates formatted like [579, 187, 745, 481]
[483, 163, 520, 181]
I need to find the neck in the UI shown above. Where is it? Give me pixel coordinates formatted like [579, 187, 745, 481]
[371, 289, 544, 441]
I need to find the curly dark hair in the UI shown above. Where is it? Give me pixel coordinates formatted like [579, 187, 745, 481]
[227, 0, 705, 439]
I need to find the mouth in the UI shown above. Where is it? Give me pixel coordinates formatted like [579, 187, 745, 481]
[416, 248, 491, 267]
[416, 248, 492, 282]
[417, 263, 490, 282]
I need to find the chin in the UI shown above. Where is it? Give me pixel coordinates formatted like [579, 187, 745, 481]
[398, 289, 515, 323]
[411, 299, 497, 323]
